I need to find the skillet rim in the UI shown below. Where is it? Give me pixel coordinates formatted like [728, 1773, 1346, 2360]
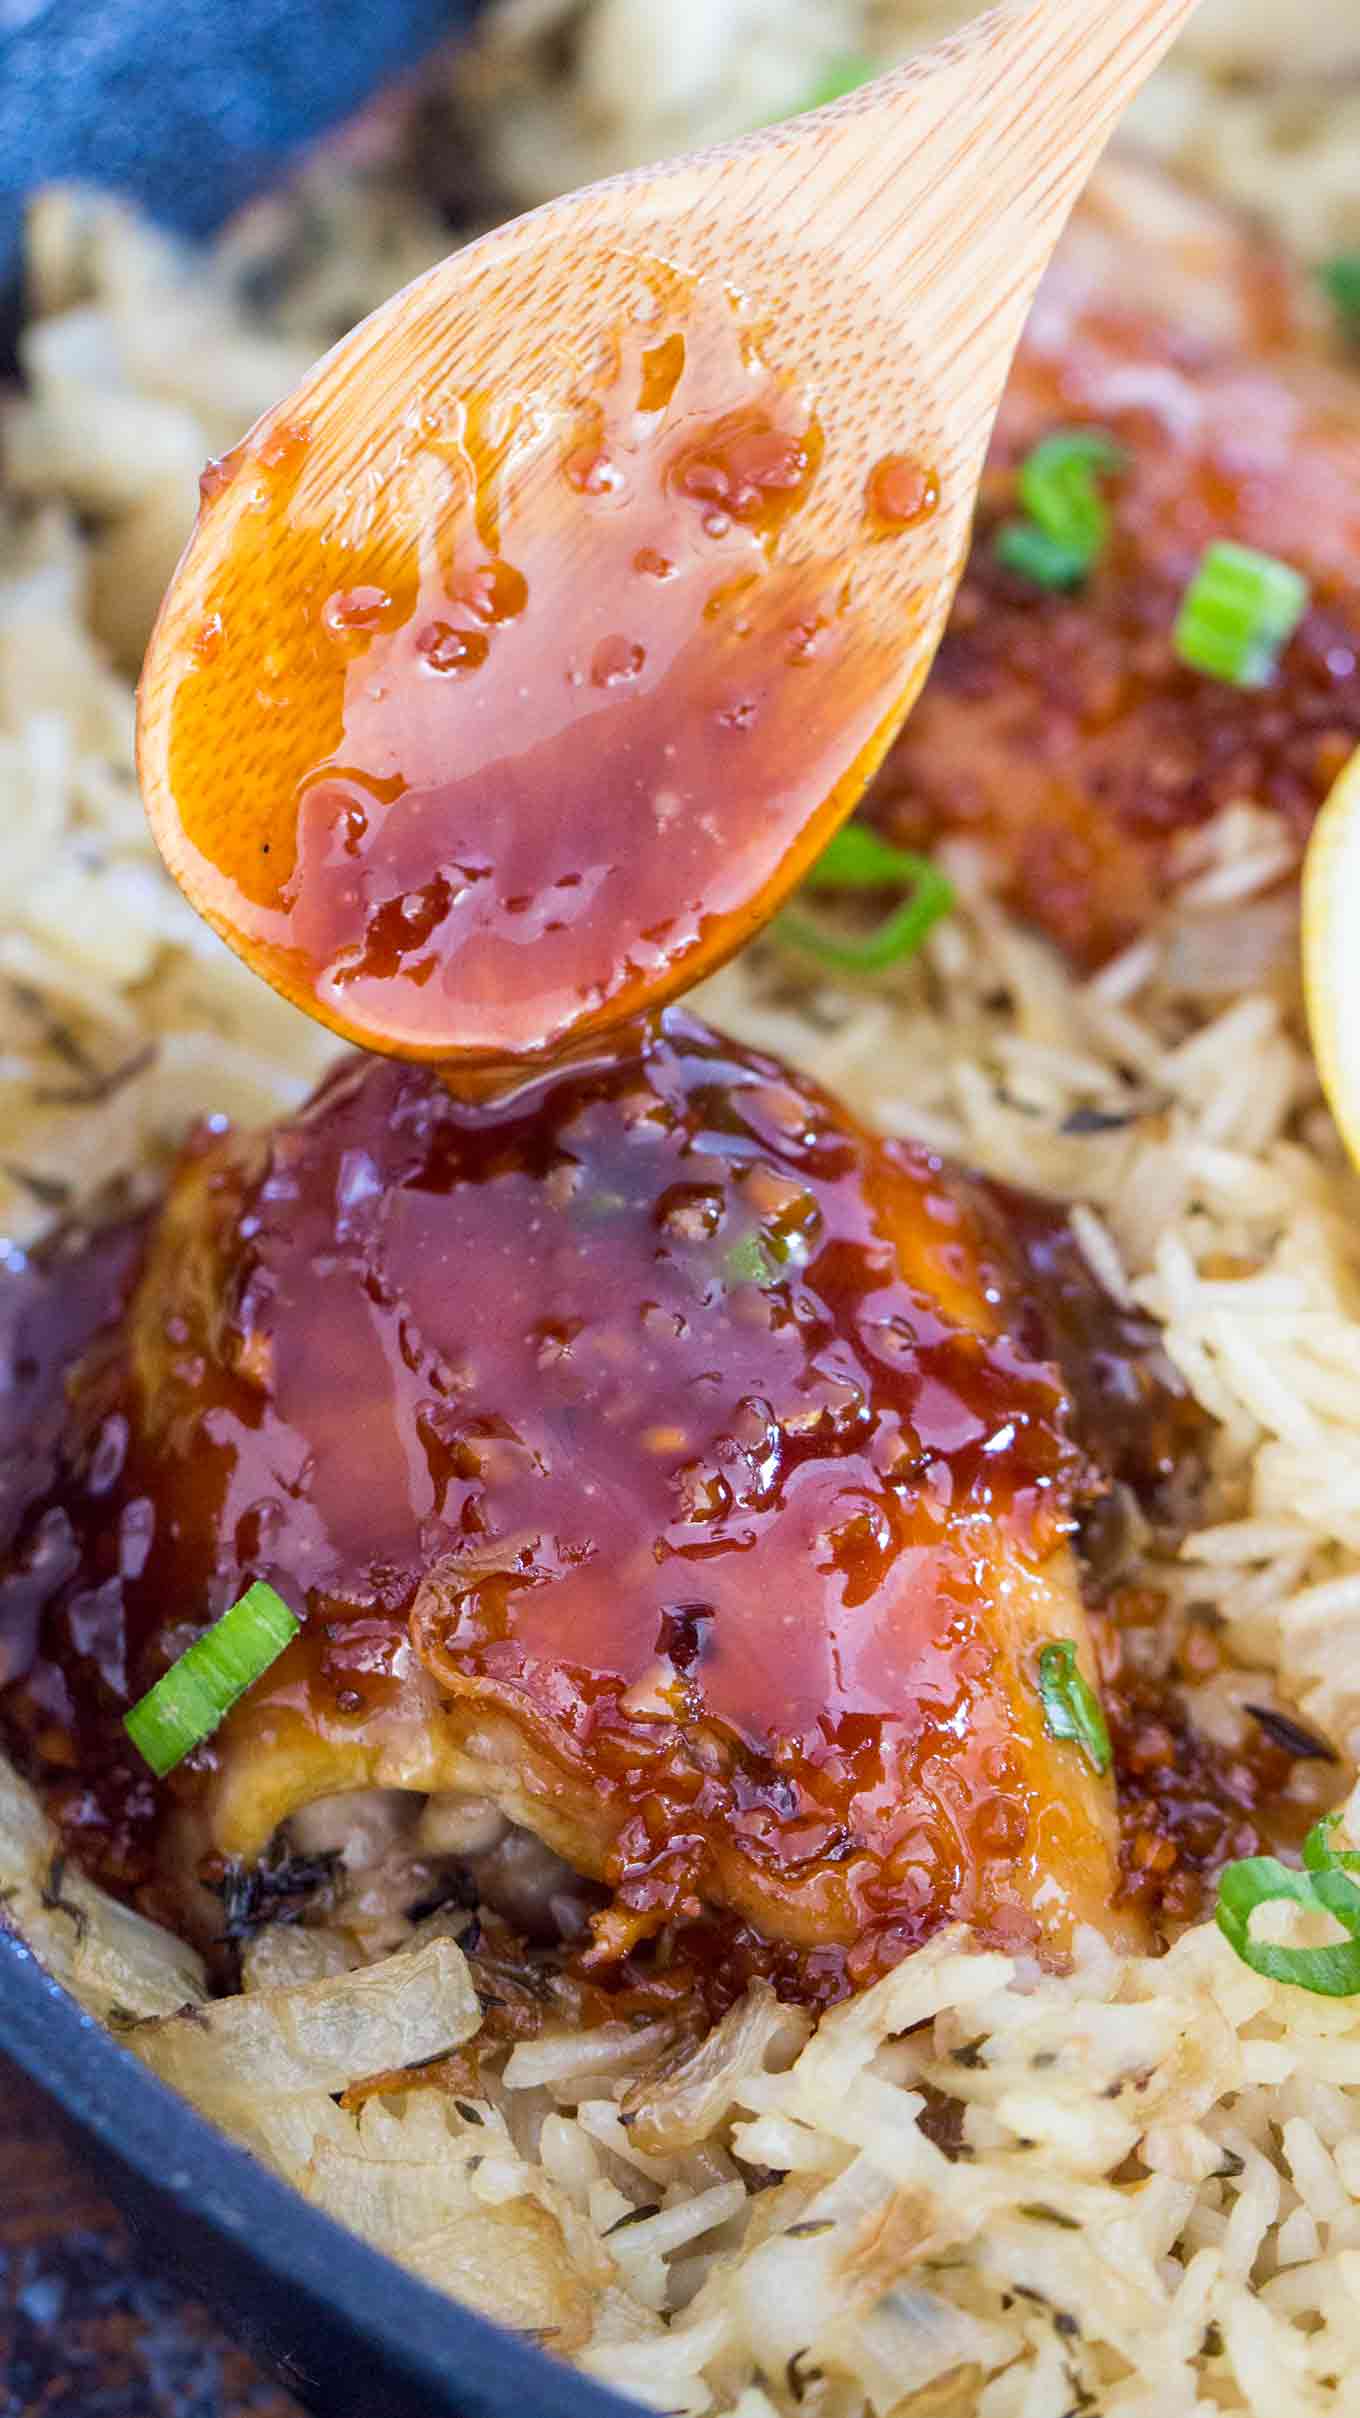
[0, 1917, 644, 2418]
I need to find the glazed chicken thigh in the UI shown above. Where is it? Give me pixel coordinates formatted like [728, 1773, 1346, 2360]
[873, 157, 1360, 967]
[0, 1012, 1131, 1988]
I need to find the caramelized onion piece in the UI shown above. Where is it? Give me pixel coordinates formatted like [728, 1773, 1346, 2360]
[621, 1979, 811, 2155]
[129, 1933, 479, 2101]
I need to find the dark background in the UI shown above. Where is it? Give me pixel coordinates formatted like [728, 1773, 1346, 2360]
[0, 0, 479, 365]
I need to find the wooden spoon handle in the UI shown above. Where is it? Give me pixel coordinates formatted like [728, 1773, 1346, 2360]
[766, 0, 1201, 476]
[819, 0, 1201, 262]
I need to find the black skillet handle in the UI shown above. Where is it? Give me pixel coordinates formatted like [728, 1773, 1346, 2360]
[0, 0, 482, 366]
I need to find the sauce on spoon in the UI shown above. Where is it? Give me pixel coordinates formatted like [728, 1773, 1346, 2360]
[141, 0, 1199, 1070]
[160, 268, 928, 1066]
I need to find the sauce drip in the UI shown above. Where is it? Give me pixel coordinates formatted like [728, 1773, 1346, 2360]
[154, 270, 919, 1066]
[866, 453, 939, 532]
[0, 1015, 1120, 1982]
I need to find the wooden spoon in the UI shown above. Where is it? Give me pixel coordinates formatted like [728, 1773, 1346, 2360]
[137, 0, 1198, 1070]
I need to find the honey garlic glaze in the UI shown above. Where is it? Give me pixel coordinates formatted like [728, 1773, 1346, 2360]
[143, 267, 931, 1066]
[0, 1014, 1135, 1987]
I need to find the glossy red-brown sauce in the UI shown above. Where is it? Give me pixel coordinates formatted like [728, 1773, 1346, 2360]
[159, 273, 924, 1065]
[981, 1180, 1207, 1511]
[0, 1014, 1113, 1982]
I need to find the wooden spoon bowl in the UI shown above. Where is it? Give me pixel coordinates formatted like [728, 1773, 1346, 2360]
[137, 0, 1198, 1070]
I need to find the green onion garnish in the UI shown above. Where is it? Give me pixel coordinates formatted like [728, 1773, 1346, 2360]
[724, 1229, 780, 1287]
[1217, 1814, 1360, 1997]
[1319, 253, 1360, 337]
[993, 522, 1091, 590]
[765, 53, 874, 129]
[1018, 429, 1125, 557]
[1304, 1810, 1360, 1876]
[800, 53, 875, 111]
[775, 822, 954, 973]
[124, 1581, 300, 1777]
[1173, 539, 1309, 689]
[995, 427, 1125, 590]
[1036, 1638, 1112, 1776]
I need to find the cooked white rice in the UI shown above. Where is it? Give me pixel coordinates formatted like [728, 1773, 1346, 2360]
[6, 7, 1360, 2414]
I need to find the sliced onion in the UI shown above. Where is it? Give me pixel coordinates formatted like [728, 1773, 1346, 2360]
[130, 1933, 479, 2100]
[622, 1982, 811, 2155]
[0, 1756, 205, 2020]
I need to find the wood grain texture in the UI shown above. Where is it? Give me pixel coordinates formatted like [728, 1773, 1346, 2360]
[0, 2058, 298, 2418]
[136, 0, 1199, 1067]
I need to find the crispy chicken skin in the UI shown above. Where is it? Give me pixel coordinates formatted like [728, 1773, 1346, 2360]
[0, 1013, 1136, 1986]
[872, 156, 1360, 967]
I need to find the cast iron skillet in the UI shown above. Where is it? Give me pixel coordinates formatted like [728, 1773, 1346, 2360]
[0, 1926, 639, 2417]
[0, 3, 639, 2408]
[0, 0, 477, 367]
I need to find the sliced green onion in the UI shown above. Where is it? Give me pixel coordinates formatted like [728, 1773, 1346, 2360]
[763, 53, 874, 128]
[995, 427, 1125, 589]
[1173, 538, 1309, 689]
[1036, 1638, 1112, 1776]
[1319, 253, 1360, 336]
[776, 823, 954, 973]
[800, 823, 929, 893]
[124, 1581, 300, 1777]
[1303, 1810, 1360, 1876]
[724, 1229, 780, 1288]
[800, 53, 875, 110]
[993, 521, 1091, 591]
[1216, 1818, 1360, 1998]
[1019, 429, 1125, 553]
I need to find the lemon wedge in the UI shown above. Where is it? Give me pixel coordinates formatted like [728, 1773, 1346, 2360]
[1303, 743, 1360, 1166]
